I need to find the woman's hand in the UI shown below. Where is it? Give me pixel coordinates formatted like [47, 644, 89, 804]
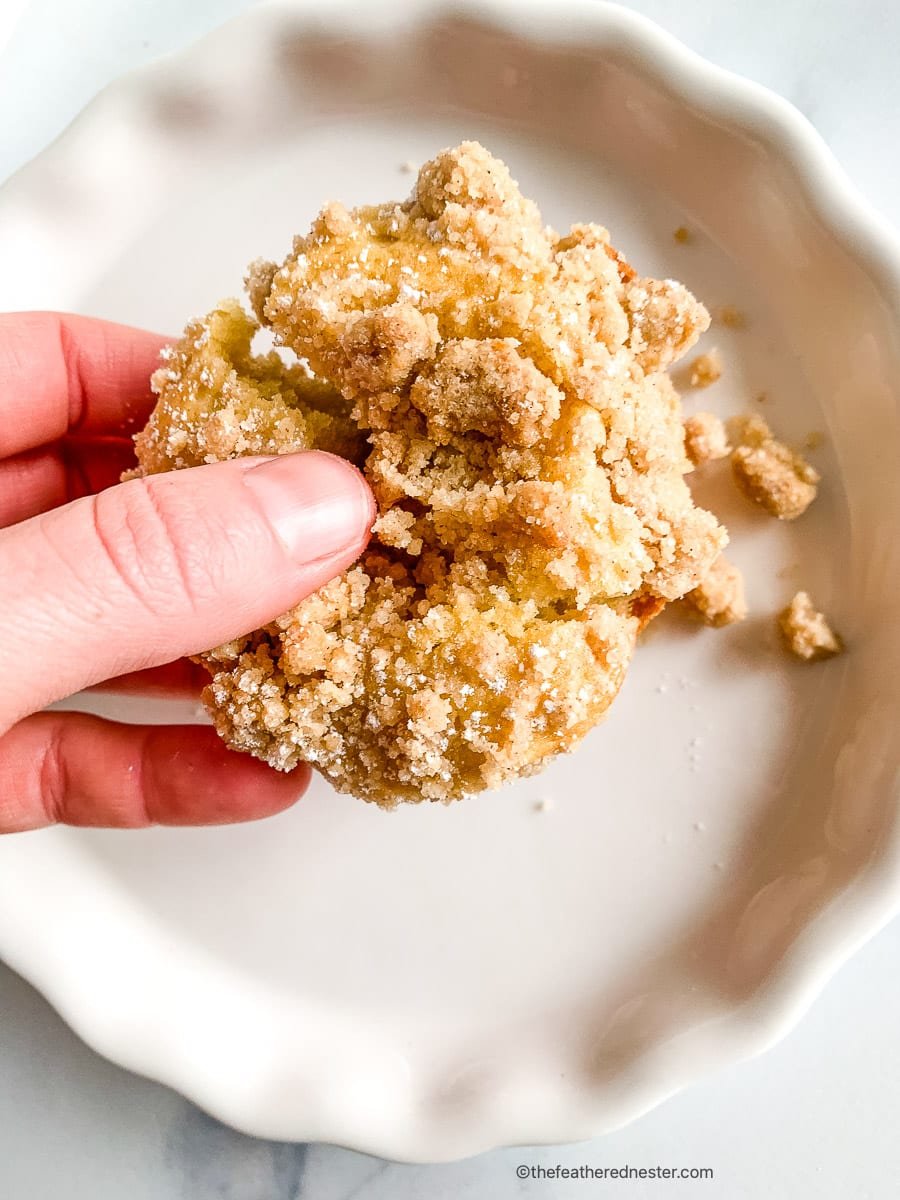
[0, 312, 373, 833]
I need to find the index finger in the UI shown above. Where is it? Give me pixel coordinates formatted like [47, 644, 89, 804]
[0, 312, 168, 458]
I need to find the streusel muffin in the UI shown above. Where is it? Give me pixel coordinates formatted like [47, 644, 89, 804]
[133, 142, 725, 805]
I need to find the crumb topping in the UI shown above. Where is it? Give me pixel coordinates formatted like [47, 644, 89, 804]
[133, 301, 365, 472]
[779, 591, 842, 660]
[730, 414, 819, 519]
[689, 349, 722, 388]
[683, 411, 729, 467]
[682, 555, 747, 627]
[133, 141, 724, 806]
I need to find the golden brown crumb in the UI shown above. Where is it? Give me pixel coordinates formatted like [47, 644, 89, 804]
[804, 430, 825, 451]
[716, 305, 746, 329]
[683, 411, 729, 466]
[133, 301, 365, 472]
[689, 349, 722, 388]
[730, 414, 819, 519]
[682, 555, 747, 626]
[779, 591, 843, 660]
[133, 141, 725, 806]
[673, 226, 692, 244]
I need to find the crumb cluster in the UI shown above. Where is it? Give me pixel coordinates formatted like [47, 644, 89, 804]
[133, 302, 365, 472]
[730, 414, 819, 520]
[683, 411, 729, 467]
[688, 349, 722, 389]
[133, 142, 725, 805]
[676, 405, 843, 656]
[684, 555, 747, 627]
[779, 591, 842, 660]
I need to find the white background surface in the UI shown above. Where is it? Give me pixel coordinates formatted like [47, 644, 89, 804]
[1, 1, 899, 1196]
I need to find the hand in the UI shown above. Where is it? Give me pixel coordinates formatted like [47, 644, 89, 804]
[0, 312, 374, 833]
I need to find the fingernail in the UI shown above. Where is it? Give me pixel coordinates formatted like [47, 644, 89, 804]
[242, 451, 373, 564]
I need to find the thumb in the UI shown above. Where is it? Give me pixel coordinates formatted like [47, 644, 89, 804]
[0, 450, 374, 727]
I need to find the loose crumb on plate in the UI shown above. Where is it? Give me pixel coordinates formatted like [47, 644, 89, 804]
[779, 591, 843, 660]
[730, 413, 819, 519]
[682, 555, 747, 627]
[673, 225, 692, 244]
[683, 411, 729, 466]
[804, 429, 825, 451]
[689, 348, 722, 388]
[399, 159, 418, 174]
[716, 304, 746, 329]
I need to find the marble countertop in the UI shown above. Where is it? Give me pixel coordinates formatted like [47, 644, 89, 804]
[2, 1, 899, 1196]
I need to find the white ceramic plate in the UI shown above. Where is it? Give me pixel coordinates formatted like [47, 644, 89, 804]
[1, 0, 898, 1163]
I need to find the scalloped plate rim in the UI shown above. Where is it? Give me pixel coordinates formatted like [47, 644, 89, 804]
[0, 0, 898, 1162]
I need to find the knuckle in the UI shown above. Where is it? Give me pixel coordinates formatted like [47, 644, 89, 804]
[38, 722, 68, 827]
[92, 477, 216, 616]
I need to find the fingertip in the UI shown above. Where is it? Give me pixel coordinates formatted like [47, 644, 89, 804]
[242, 449, 375, 566]
[143, 725, 311, 825]
[306, 449, 378, 529]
